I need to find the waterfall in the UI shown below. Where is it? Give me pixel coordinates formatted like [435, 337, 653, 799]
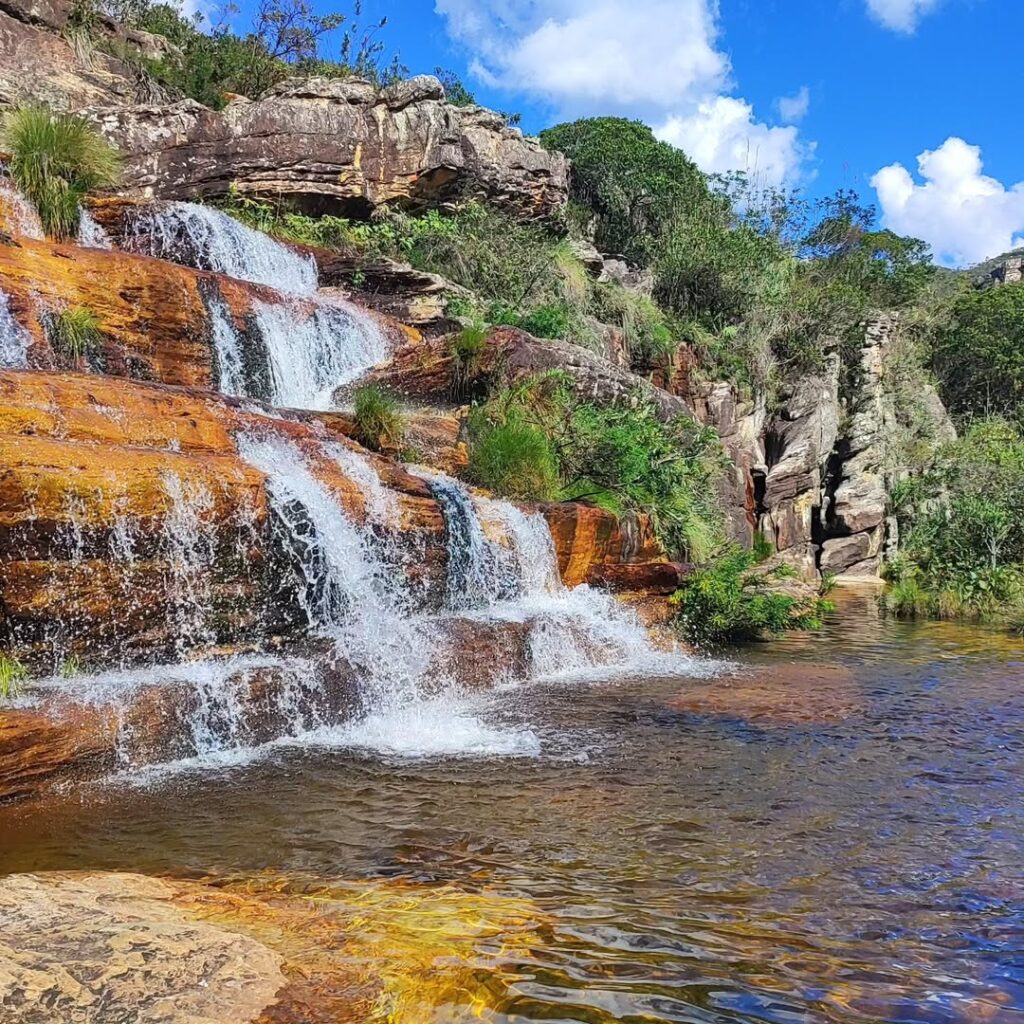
[253, 298, 388, 410]
[0, 291, 30, 368]
[78, 209, 113, 250]
[126, 201, 318, 295]
[208, 296, 247, 397]
[423, 472, 656, 679]
[0, 174, 44, 240]
[237, 433, 433, 710]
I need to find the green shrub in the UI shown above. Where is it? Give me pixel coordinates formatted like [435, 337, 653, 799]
[466, 416, 560, 502]
[514, 304, 572, 340]
[351, 384, 403, 452]
[45, 305, 103, 364]
[1, 105, 120, 239]
[0, 654, 27, 701]
[447, 324, 488, 401]
[672, 547, 828, 645]
[589, 283, 677, 363]
[932, 281, 1024, 419]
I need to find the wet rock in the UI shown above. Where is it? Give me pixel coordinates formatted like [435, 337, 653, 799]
[0, 872, 286, 1023]
[86, 76, 568, 221]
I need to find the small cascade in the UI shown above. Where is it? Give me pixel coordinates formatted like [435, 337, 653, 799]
[78, 209, 113, 250]
[126, 201, 318, 294]
[208, 296, 247, 397]
[0, 174, 44, 239]
[423, 472, 657, 679]
[0, 290, 30, 368]
[253, 299, 388, 410]
[237, 433, 433, 711]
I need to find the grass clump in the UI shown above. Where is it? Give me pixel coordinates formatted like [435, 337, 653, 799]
[672, 547, 831, 646]
[352, 383, 404, 452]
[447, 324, 488, 401]
[44, 305, 103, 365]
[1, 105, 119, 239]
[0, 654, 27, 701]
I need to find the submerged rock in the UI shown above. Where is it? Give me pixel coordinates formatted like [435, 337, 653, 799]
[0, 872, 286, 1024]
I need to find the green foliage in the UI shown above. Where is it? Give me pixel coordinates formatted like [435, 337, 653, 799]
[95, 0, 404, 109]
[466, 375, 725, 560]
[60, 655, 84, 679]
[1, 105, 120, 239]
[433, 67, 475, 106]
[672, 547, 828, 645]
[540, 117, 723, 266]
[351, 383, 403, 452]
[932, 281, 1024, 418]
[588, 283, 677, 363]
[45, 306, 103, 363]
[447, 324, 488, 400]
[0, 654, 27, 701]
[888, 418, 1024, 622]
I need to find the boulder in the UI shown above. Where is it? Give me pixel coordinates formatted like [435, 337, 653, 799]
[359, 326, 692, 422]
[86, 76, 569, 221]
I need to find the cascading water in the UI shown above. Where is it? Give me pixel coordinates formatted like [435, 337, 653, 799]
[207, 296, 247, 397]
[0, 290, 30, 368]
[423, 472, 660, 679]
[253, 299, 388, 410]
[0, 174, 44, 240]
[78, 209, 113, 249]
[126, 201, 318, 294]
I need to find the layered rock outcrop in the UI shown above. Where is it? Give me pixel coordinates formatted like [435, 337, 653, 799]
[87, 76, 569, 221]
[0, 0, 175, 111]
[361, 325, 692, 422]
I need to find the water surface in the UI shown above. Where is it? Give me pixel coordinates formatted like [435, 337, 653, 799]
[3, 597, 1023, 1023]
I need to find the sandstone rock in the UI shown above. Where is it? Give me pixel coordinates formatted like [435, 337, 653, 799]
[0, 0, 174, 112]
[361, 326, 692, 422]
[819, 529, 883, 577]
[0, 872, 286, 1024]
[586, 561, 691, 594]
[86, 76, 569, 220]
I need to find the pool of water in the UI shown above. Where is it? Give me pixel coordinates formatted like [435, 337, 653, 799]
[3, 595, 1024, 1022]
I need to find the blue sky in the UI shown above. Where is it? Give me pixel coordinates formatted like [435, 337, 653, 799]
[233, 0, 1024, 267]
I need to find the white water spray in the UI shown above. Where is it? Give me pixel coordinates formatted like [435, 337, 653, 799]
[0, 290, 29, 368]
[127, 201, 318, 294]
[78, 209, 113, 249]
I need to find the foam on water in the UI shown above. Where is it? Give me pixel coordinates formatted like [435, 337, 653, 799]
[127, 201, 318, 294]
[0, 290, 30, 368]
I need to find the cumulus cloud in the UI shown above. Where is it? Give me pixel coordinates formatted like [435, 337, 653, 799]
[434, 0, 810, 186]
[871, 138, 1024, 267]
[776, 86, 810, 124]
[865, 0, 941, 33]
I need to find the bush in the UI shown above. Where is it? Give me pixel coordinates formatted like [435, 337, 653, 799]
[887, 418, 1024, 622]
[447, 324, 488, 400]
[44, 305, 103, 364]
[351, 383, 403, 452]
[1, 105, 120, 239]
[466, 417, 560, 502]
[0, 654, 27, 701]
[932, 281, 1024, 418]
[465, 375, 725, 560]
[672, 547, 829, 645]
[589, 283, 677, 363]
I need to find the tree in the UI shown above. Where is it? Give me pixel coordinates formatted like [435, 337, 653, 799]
[932, 281, 1024, 418]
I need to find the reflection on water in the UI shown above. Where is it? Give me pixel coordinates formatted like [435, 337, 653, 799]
[2, 600, 1024, 1022]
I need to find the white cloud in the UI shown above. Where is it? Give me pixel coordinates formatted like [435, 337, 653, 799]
[864, 0, 941, 33]
[776, 86, 810, 124]
[871, 138, 1024, 267]
[434, 0, 810, 186]
[658, 98, 808, 186]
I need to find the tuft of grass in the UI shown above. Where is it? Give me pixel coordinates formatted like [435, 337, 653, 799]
[59, 655, 84, 679]
[447, 324, 488, 400]
[352, 384, 404, 452]
[45, 305, 103, 364]
[0, 654, 27, 701]
[1, 104, 120, 240]
[466, 415, 560, 502]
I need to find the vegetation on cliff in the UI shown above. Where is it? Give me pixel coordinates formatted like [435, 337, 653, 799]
[1, 105, 119, 238]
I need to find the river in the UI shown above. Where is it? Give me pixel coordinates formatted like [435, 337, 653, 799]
[2, 593, 1022, 1023]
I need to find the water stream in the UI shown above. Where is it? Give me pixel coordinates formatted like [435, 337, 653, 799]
[0, 289, 29, 367]
[3, 605, 1022, 1022]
